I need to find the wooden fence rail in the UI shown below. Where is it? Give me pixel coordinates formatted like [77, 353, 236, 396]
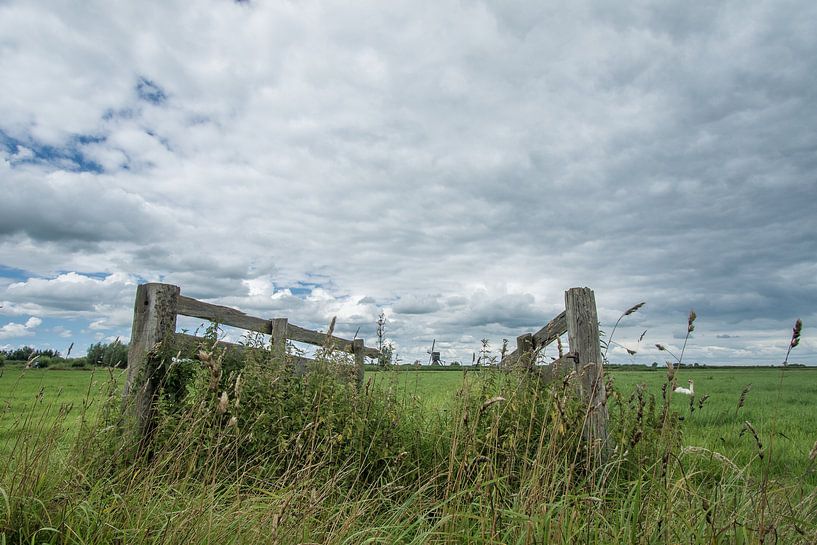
[123, 282, 381, 442]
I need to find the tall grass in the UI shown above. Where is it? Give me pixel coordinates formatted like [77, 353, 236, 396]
[1, 337, 816, 544]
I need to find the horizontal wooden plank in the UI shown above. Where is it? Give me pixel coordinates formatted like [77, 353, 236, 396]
[499, 311, 568, 367]
[176, 295, 381, 359]
[532, 310, 567, 348]
[176, 295, 271, 334]
[173, 332, 247, 357]
[173, 332, 313, 375]
[286, 323, 381, 358]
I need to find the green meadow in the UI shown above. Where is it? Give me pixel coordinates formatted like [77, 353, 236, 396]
[377, 366, 817, 481]
[4, 365, 815, 479]
[1, 363, 816, 543]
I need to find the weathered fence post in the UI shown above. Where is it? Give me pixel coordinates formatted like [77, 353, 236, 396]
[352, 338, 365, 387]
[516, 333, 533, 369]
[271, 318, 288, 360]
[565, 287, 610, 461]
[123, 283, 180, 444]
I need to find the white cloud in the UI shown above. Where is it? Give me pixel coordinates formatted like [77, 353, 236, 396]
[0, 0, 815, 364]
[0, 316, 42, 339]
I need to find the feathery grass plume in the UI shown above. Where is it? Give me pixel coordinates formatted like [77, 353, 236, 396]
[233, 373, 242, 408]
[603, 301, 646, 362]
[783, 319, 803, 366]
[217, 391, 229, 414]
[736, 384, 752, 416]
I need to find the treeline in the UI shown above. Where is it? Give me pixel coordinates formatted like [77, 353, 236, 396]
[0, 340, 129, 368]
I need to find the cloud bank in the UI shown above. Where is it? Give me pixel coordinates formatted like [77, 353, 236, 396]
[1, 0, 815, 365]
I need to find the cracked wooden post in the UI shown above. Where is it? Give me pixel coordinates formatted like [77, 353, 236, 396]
[516, 333, 533, 369]
[123, 283, 180, 445]
[565, 287, 610, 462]
[352, 338, 365, 388]
[271, 318, 288, 361]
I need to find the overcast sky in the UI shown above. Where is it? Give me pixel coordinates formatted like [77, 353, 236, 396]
[1, 0, 815, 366]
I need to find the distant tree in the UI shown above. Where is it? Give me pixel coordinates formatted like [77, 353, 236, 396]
[86, 339, 129, 368]
[86, 342, 105, 366]
[5, 346, 35, 361]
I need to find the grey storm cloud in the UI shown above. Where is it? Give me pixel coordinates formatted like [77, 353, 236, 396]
[0, 0, 815, 364]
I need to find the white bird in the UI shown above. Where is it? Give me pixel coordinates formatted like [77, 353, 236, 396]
[674, 379, 694, 396]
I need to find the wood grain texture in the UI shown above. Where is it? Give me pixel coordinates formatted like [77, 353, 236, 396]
[352, 338, 365, 388]
[285, 322, 380, 358]
[565, 287, 610, 460]
[499, 311, 568, 366]
[123, 283, 180, 443]
[515, 333, 533, 369]
[176, 295, 271, 334]
[271, 318, 288, 360]
[176, 294, 381, 358]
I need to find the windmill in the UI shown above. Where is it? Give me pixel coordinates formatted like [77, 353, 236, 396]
[427, 339, 442, 366]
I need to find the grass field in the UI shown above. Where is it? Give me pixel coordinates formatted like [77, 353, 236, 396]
[4, 365, 815, 480]
[0, 368, 113, 459]
[371, 366, 817, 481]
[2, 363, 816, 543]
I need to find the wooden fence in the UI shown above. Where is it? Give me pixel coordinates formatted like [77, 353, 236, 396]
[499, 287, 610, 458]
[122, 283, 608, 458]
[122, 282, 381, 441]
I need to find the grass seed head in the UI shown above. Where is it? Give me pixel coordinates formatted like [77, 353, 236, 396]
[791, 319, 802, 349]
[218, 391, 229, 414]
[687, 310, 697, 333]
[736, 384, 752, 414]
[479, 396, 506, 415]
[625, 302, 646, 316]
